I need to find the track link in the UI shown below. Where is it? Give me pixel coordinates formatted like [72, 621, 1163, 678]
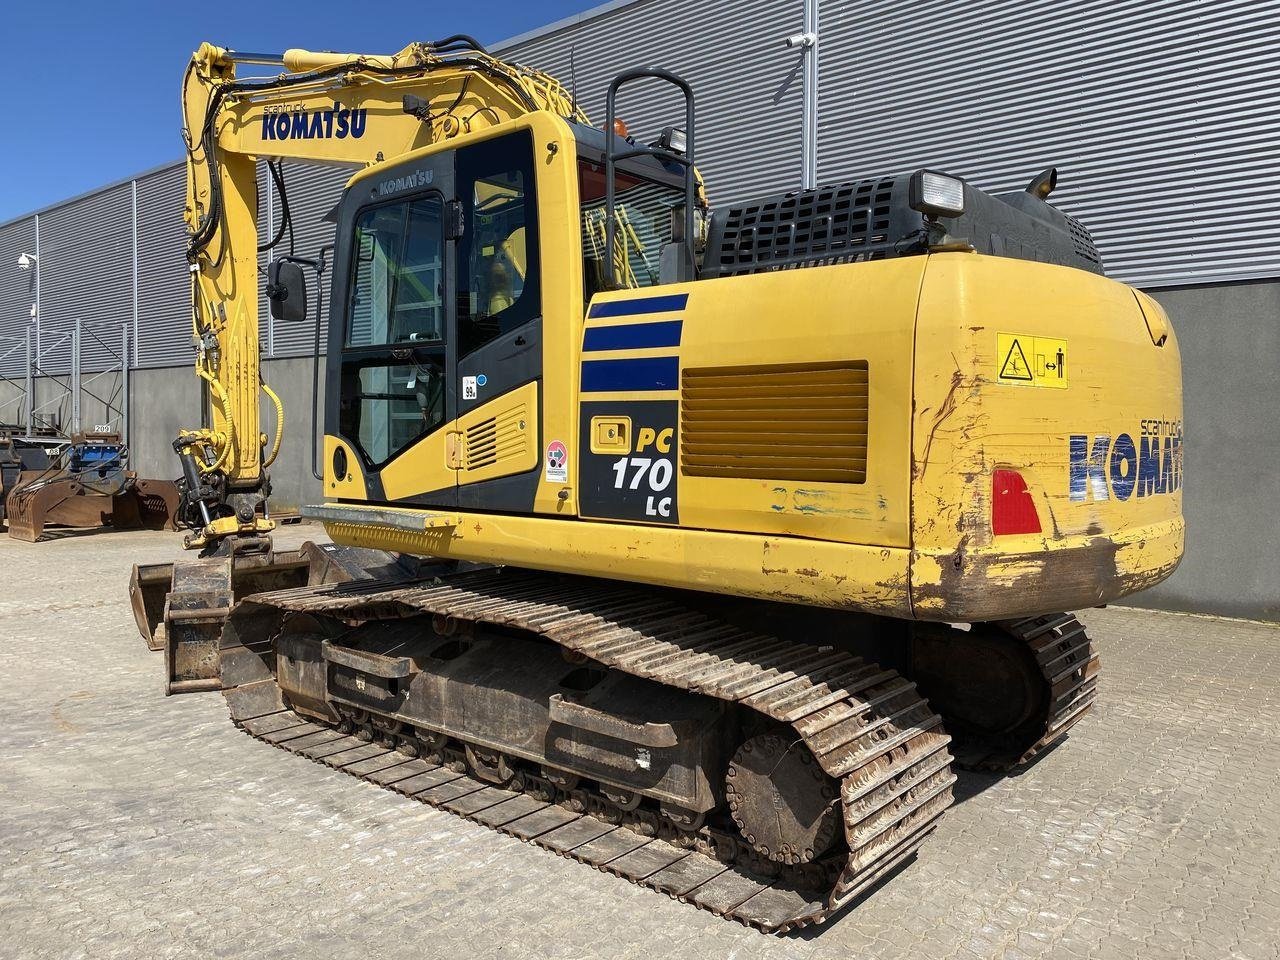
[952, 613, 1101, 771]
[223, 569, 956, 932]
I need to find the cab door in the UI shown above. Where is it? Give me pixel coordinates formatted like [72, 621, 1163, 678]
[326, 154, 459, 507]
[451, 130, 544, 512]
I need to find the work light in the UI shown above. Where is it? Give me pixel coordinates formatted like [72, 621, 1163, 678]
[909, 169, 966, 219]
[654, 125, 687, 155]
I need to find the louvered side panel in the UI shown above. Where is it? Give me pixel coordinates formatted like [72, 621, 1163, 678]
[458, 381, 540, 485]
[681, 361, 868, 482]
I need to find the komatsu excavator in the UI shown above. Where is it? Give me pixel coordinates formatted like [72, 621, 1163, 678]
[129, 36, 1183, 932]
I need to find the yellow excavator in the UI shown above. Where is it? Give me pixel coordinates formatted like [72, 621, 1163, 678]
[129, 36, 1183, 932]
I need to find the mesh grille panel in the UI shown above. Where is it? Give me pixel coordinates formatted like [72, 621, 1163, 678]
[707, 179, 896, 277]
[1066, 214, 1101, 266]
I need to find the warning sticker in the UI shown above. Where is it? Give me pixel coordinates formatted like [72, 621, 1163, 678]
[545, 440, 568, 484]
[997, 333, 1069, 389]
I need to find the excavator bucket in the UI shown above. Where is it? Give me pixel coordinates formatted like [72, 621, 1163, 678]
[4, 433, 180, 542]
[129, 540, 417, 693]
[5, 472, 179, 542]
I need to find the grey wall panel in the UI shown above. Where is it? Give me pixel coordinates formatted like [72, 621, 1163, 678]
[38, 182, 134, 373]
[1134, 279, 1280, 621]
[266, 162, 358, 358]
[132, 160, 352, 367]
[0, 218, 37, 381]
[498, 0, 808, 206]
[815, 0, 1280, 286]
[134, 164, 191, 369]
[258, 162, 272, 357]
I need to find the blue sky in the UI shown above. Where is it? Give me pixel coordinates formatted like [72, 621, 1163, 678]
[0, 0, 603, 222]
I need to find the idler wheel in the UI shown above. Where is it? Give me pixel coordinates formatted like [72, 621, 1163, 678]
[725, 733, 840, 865]
[910, 624, 1046, 742]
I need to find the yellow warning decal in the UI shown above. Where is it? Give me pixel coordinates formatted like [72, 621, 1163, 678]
[996, 333, 1069, 389]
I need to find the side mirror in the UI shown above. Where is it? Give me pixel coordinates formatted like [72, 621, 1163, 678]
[267, 260, 308, 323]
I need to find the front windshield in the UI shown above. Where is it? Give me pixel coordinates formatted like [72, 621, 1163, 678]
[579, 160, 684, 296]
[346, 197, 444, 347]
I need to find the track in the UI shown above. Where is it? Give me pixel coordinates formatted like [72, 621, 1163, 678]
[999, 613, 1100, 764]
[940, 613, 1101, 771]
[222, 569, 957, 932]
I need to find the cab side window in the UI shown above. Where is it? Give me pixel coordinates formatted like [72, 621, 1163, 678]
[340, 195, 447, 468]
[457, 132, 541, 357]
[346, 199, 444, 347]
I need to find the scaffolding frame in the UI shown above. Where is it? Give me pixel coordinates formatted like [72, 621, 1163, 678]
[0, 320, 130, 442]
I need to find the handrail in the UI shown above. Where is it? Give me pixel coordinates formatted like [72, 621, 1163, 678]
[604, 67, 697, 288]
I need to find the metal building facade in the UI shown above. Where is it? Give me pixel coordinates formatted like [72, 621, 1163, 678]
[0, 0, 1275, 618]
[500, 0, 808, 204]
[501, 0, 1280, 288]
[811, 0, 1280, 287]
[2, 0, 1276, 374]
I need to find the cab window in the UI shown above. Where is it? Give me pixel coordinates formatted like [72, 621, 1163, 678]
[340, 193, 446, 469]
[457, 132, 541, 357]
[579, 160, 684, 299]
[346, 198, 444, 347]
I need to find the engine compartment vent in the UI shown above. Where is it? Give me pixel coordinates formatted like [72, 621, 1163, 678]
[464, 403, 529, 472]
[1065, 213, 1101, 266]
[681, 361, 869, 483]
[702, 172, 1105, 279]
[703, 179, 900, 279]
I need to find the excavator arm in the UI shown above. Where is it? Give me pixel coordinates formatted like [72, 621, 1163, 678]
[176, 37, 586, 549]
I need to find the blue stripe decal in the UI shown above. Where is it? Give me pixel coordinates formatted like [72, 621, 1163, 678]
[583, 320, 684, 352]
[581, 356, 680, 392]
[587, 293, 690, 319]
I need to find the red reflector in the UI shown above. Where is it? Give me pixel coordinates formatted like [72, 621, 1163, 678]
[992, 469, 1042, 535]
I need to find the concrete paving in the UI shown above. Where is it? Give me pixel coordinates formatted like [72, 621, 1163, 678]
[1, 525, 1277, 960]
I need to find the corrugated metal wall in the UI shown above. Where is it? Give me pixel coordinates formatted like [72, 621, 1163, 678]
[503, 0, 1280, 287]
[498, 0, 807, 205]
[0, 159, 355, 374]
[264, 162, 359, 358]
[0, 218, 36, 380]
[135, 164, 190, 369]
[814, 0, 1280, 286]
[38, 182, 134, 373]
[1, 0, 1279, 373]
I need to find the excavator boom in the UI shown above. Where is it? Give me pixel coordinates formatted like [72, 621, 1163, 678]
[132, 37, 591, 671]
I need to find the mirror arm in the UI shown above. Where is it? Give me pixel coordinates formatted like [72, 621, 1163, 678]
[274, 253, 322, 270]
[309, 244, 334, 483]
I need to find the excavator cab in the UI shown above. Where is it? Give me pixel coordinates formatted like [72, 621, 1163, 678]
[320, 106, 694, 516]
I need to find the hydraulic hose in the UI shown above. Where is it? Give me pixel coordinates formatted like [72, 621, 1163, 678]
[193, 367, 237, 474]
[261, 378, 284, 468]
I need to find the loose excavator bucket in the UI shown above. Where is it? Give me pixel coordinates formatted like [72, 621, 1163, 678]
[129, 540, 418, 694]
[5, 472, 179, 542]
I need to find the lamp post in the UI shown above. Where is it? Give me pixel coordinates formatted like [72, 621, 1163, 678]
[783, 0, 820, 191]
[18, 251, 39, 357]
